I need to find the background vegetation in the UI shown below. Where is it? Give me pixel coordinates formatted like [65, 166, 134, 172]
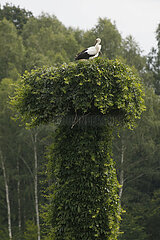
[0, 3, 160, 240]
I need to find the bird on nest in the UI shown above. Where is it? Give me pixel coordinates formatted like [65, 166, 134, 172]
[75, 38, 102, 61]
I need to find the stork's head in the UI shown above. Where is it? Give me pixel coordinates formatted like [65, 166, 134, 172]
[95, 38, 101, 44]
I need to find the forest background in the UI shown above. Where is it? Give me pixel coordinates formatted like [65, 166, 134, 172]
[0, 3, 160, 240]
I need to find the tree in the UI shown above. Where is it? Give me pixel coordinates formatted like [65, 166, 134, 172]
[11, 58, 145, 239]
[0, 3, 33, 33]
[0, 77, 51, 239]
[147, 23, 160, 94]
[0, 78, 15, 240]
[114, 88, 160, 240]
[0, 19, 25, 81]
[24, 220, 38, 240]
[22, 14, 79, 70]
[121, 35, 146, 72]
[146, 190, 160, 240]
[93, 18, 122, 59]
[0, 150, 12, 240]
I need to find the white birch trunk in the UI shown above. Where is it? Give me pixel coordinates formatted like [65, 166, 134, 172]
[0, 150, 12, 240]
[119, 142, 125, 201]
[17, 159, 21, 231]
[31, 131, 41, 240]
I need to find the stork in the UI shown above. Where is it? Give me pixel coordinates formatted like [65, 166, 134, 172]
[75, 38, 101, 60]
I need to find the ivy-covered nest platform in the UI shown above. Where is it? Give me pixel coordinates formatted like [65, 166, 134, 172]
[11, 58, 145, 240]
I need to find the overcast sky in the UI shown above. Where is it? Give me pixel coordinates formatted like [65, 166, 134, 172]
[1, 0, 160, 54]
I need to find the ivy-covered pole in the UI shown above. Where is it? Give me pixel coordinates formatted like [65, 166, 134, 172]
[11, 58, 145, 239]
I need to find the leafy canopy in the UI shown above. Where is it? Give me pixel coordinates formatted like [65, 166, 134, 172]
[0, 3, 33, 33]
[0, 18, 25, 81]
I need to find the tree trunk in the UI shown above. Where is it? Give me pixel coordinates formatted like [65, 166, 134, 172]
[31, 131, 41, 240]
[46, 122, 120, 239]
[0, 150, 12, 240]
[119, 141, 125, 201]
[17, 159, 21, 232]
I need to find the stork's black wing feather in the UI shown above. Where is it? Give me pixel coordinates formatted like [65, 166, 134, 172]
[75, 48, 95, 60]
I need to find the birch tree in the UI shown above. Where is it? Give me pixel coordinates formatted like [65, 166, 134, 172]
[30, 129, 41, 240]
[0, 150, 12, 240]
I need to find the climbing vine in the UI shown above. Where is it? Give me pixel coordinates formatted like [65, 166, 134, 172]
[12, 58, 145, 128]
[11, 58, 145, 239]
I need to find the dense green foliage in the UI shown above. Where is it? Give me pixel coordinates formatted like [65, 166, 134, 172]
[46, 125, 119, 239]
[147, 25, 160, 94]
[0, 19, 25, 81]
[12, 58, 145, 128]
[0, 3, 33, 33]
[115, 89, 160, 240]
[0, 78, 53, 239]
[0, 2, 160, 240]
[11, 58, 145, 239]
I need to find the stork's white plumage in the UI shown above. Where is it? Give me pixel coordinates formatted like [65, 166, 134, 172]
[75, 38, 101, 60]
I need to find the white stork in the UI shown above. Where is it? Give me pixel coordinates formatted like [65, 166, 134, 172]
[75, 38, 101, 60]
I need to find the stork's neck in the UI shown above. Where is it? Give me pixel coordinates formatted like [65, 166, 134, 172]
[95, 42, 101, 51]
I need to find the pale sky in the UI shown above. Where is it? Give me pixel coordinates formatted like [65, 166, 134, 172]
[1, 0, 160, 54]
